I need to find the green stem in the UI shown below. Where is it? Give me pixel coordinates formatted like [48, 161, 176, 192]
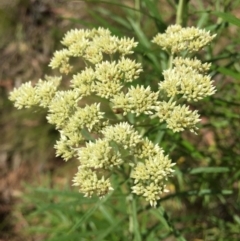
[127, 194, 133, 235]
[168, 54, 174, 69]
[176, 0, 188, 26]
[135, 0, 141, 25]
[126, 194, 142, 241]
[160, 205, 187, 241]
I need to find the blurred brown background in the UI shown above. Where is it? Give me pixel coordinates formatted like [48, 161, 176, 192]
[0, 1, 89, 240]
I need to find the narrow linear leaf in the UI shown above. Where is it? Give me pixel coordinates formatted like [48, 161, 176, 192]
[68, 192, 113, 234]
[218, 67, 240, 80]
[96, 217, 125, 241]
[131, 198, 142, 241]
[214, 12, 240, 27]
[189, 167, 230, 174]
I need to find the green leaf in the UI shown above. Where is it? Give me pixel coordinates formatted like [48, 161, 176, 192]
[128, 18, 151, 48]
[131, 198, 142, 241]
[189, 167, 230, 174]
[218, 67, 240, 80]
[127, 18, 161, 73]
[98, 204, 115, 224]
[214, 12, 240, 27]
[142, 0, 167, 31]
[96, 217, 125, 241]
[67, 192, 113, 234]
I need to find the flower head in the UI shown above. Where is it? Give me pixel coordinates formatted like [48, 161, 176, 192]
[102, 122, 142, 150]
[160, 64, 216, 101]
[131, 153, 175, 207]
[152, 24, 216, 53]
[73, 167, 113, 198]
[77, 139, 123, 169]
[9, 26, 217, 206]
[166, 104, 200, 133]
[9, 82, 39, 109]
[46, 90, 81, 129]
[35, 76, 62, 108]
[111, 86, 159, 116]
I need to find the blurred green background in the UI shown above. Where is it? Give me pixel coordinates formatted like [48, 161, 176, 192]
[0, 0, 240, 240]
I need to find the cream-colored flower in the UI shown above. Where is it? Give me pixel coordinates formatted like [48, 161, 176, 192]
[47, 90, 81, 129]
[49, 49, 72, 74]
[166, 104, 200, 133]
[70, 67, 95, 96]
[95, 61, 121, 83]
[154, 101, 177, 122]
[102, 122, 142, 150]
[92, 27, 111, 38]
[93, 81, 123, 99]
[54, 132, 77, 161]
[9, 26, 217, 207]
[68, 38, 90, 57]
[84, 45, 103, 64]
[117, 57, 143, 82]
[131, 153, 174, 184]
[161, 66, 216, 101]
[112, 86, 159, 116]
[73, 167, 113, 198]
[133, 138, 164, 159]
[131, 153, 174, 207]
[61, 28, 91, 47]
[35, 76, 62, 108]
[9, 82, 39, 109]
[173, 57, 211, 73]
[117, 37, 138, 55]
[180, 73, 216, 101]
[77, 139, 123, 169]
[131, 182, 168, 207]
[159, 70, 179, 97]
[110, 92, 129, 115]
[93, 61, 123, 98]
[94, 35, 119, 55]
[143, 183, 168, 207]
[152, 24, 216, 53]
[62, 104, 104, 134]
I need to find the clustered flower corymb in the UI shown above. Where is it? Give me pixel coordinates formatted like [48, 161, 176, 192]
[9, 25, 216, 207]
[152, 24, 216, 54]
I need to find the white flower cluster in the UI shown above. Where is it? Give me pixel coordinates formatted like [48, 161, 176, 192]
[68, 121, 174, 203]
[152, 24, 216, 53]
[112, 85, 159, 116]
[9, 26, 216, 206]
[151, 25, 216, 133]
[9, 76, 61, 109]
[131, 153, 175, 207]
[160, 58, 215, 102]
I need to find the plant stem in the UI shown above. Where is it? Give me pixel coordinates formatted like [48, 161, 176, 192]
[168, 54, 174, 69]
[126, 194, 134, 239]
[160, 205, 187, 241]
[176, 0, 189, 26]
[135, 0, 141, 25]
[126, 194, 142, 241]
